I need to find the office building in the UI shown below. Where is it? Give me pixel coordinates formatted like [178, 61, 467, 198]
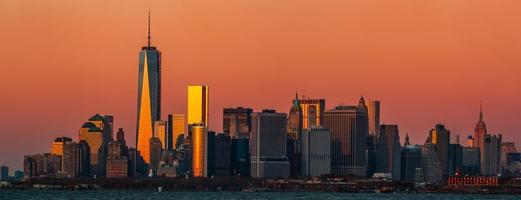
[429, 124, 450, 179]
[149, 137, 163, 174]
[154, 120, 167, 150]
[301, 127, 331, 177]
[323, 97, 368, 176]
[214, 133, 232, 176]
[473, 104, 487, 170]
[78, 114, 112, 176]
[191, 124, 208, 177]
[231, 137, 250, 176]
[366, 134, 377, 177]
[299, 98, 325, 129]
[136, 13, 162, 165]
[0, 166, 8, 181]
[172, 114, 186, 149]
[421, 139, 443, 184]
[462, 147, 481, 175]
[482, 134, 502, 175]
[501, 142, 517, 170]
[250, 110, 290, 178]
[380, 124, 401, 180]
[287, 93, 303, 177]
[448, 144, 463, 177]
[401, 145, 422, 182]
[223, 107, 252, 138]
[366, 99, 380, 136]
[187, 86, 209, 126]
[51, 137, 72, 156]
[106, 141, 128, 178]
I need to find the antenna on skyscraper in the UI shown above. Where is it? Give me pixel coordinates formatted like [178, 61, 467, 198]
[148, 10, 151, 47]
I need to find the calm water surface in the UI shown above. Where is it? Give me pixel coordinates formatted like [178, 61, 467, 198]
[1, 190, 521, 200]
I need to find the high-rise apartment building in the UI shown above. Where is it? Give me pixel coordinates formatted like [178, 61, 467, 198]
[136, 13, 162, 164]
[323, 97, 368, 176]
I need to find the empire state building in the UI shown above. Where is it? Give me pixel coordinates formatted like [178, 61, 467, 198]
[136, 12, 161, 164]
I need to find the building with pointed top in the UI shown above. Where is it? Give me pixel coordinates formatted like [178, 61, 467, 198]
[136, 12, 162, 164]
[473, 104, 487, 167]
[287, 92, 303, 177]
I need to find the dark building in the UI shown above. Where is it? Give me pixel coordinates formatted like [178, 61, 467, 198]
[366, 135, 377, 177]
[77, 140, 91, 177]
[507, 152, 521, 166]
[482, 134, 502, 175]
[223, 107, 253, 138]
[167, 114, 174, 151]
[207, 131, 216, 176]
[0, 165, 8, 181]
[213, 133, 232, 176]
[462, 147, 480, 175]
[250, 109, 290, 178]
[380, 124, 401, 180]
[400, 145, 422, 182]
[430, 124, 450, 179]
[231, 138, 250, 176]
[448, 144, 463, 177]
[323, 97, 368, 177]
[149, 137, 163, 174]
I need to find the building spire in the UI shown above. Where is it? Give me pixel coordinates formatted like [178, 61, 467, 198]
[147, 10, 151, 47]
[479, 102, 484, 122]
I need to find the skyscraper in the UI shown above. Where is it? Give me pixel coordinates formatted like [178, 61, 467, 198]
[429, 124, 451, 179]
[250, 110, 290, 178]
[149, 137, 163, 174]
[287, 93, 303, 177]
[380, 124, 401, 180]
[191, 124, 208, 177]
[51, 137, 73, 156]
[299, 98, 325, 129]
[323, 97, 368, 176]
[187, 86, 209, 126]
[473, 104, 487, 170]
[0, 165, 8, 181]
[154, 120, 167, 150]
[223, 107, 252, 138]
[172, 114, 186, 149]
[136, 12, 162, 164]
[482, 134, 502, 175]
[366, 100, 380, 136]
[421, 139, 443, 184]
[301, 127, 331, 177]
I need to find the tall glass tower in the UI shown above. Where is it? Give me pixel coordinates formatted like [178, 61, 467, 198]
[136, 12, 161, 164]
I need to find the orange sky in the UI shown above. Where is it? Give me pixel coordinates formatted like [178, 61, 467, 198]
[1, 0, 521, 171]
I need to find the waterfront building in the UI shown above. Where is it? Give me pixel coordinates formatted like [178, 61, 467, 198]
[154, 120, 167, 150]
[214, 133, 232, 176]
[61, 141, 79, 178]
[421, 138, 443, 185]
[448, 144, 463, 177]
[462, 147, 481, 175]
[191, 124, 208, 177]
[323, 97, 368, 177]
[400, 145, 422, 182]
[250, 110, 290, 178]
[106, 141, 128, 178]
[300, 127, 331, 177]
[223, 107, 252, 138]
[187, 86, 209, 126]
[380, 124, 401, 180]
[136, 13, 162, 165]
[231, 137, 250, 176]
[366, 99, 380, 136]
[149, 137, 163, 174]
[482, 134, 502, 175]
[429, 124, 450, 179]
[78, 114, 113, 176]
[0, 166, 8, 181]
[23, 153, 61, 178]
[299, 98, 325, 129]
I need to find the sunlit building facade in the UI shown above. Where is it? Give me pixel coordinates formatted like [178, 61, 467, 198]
[154, 121, 166, 150]
[136, 14, 162, 164]
[366, 99, 380, 136]
[223, 107, 252, 138]
[51, 137, 73, 156]
[187, 86, 209, 126]
[191, 124, 208, 177]
[300, 98, 325, 129]
[172, 114, 186, 149]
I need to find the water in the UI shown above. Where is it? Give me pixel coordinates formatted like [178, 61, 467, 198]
[1, 190, 520, 200]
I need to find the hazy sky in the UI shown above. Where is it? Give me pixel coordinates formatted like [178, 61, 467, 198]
[1, 0, 520, 171]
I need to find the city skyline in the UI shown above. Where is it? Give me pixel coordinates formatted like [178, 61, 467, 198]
[1, 0, 521, 172]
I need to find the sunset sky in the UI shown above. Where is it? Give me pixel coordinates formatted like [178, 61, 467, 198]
[1, 0, 520, 171]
